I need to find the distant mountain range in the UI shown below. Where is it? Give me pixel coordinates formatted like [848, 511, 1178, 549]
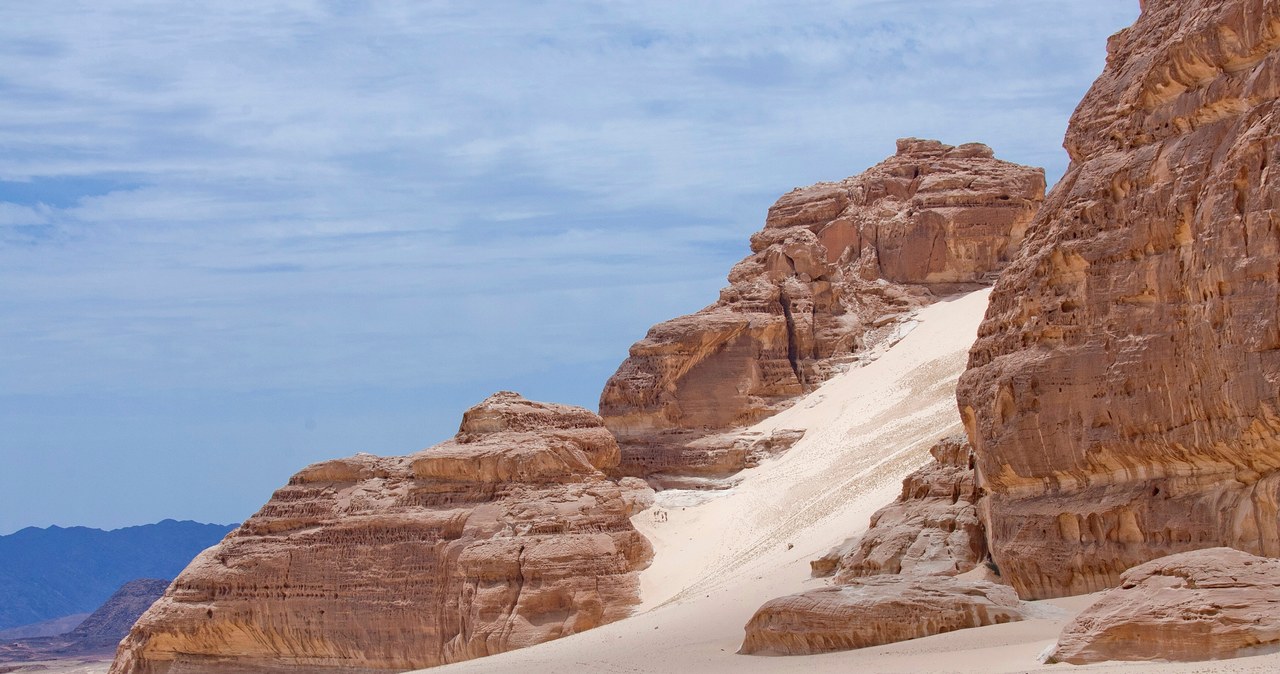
[0, 578, 172, 662]
[0, 519, 236, 630]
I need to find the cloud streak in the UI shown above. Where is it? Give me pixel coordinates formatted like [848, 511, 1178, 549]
[0, 0, 1140, 532]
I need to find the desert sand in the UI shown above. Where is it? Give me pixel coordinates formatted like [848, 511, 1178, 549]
[418, 288, 1280, 674]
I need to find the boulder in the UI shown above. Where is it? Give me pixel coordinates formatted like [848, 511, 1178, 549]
[740, 576, 1021, 656]
[1050, 548, 1280, 664]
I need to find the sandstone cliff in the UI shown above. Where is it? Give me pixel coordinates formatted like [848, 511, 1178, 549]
[602, 141, 1044, 485]
[956, 0, 1280, 599]
[109, 393, 652, 674]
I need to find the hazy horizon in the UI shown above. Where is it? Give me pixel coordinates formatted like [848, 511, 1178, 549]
[0, 1, 1139, 535]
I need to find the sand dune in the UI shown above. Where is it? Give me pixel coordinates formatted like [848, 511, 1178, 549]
[420, 288, 1280, 674]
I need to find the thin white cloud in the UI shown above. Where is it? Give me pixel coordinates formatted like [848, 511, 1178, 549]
[0, 0, 1141, 531]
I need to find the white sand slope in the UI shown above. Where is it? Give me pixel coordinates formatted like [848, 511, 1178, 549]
[418, 287, 1280, 674]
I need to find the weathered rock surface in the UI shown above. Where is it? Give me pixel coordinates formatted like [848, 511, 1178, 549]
[811, 435, 985, 580]
[602, 141, 1044, 484]
[739, 576, 1021, 656]
[745, 434, 1013, 656]
[957, 0, 1280, 600]
[108, 392, 653, 674]
[1050, 548, 1280, 664]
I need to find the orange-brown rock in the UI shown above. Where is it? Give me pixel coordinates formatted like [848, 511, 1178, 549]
[603, 141, 1044, 484]
[1049, 548, 1280, 664]
[744, 434, 1011, 657]
[956, 0, 1280, 600]
[108, 392, 653, 674]
[811, 435, 985, 580]
[739, 576, 1021, 656]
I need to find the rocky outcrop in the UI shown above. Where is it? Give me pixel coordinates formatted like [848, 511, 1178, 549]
[603, 141, 1044, 485]
[739, 576, 1020, 656]
[108, 393, 653, 674]
[811, 435, 985, 580]
[956, 0, 1280, 599]
[1050, 548, 1280, 664]
[744, 435, 1014, 656]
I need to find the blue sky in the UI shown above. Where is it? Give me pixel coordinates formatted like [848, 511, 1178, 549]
[0, 1, 1139, 534]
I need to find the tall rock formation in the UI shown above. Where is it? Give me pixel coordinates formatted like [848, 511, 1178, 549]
[602, 140, 1045, 485]
[957, 0, 1280, 600]
[109, 393, 653, 674]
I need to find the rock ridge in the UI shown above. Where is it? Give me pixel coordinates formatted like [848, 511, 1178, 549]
[108, 393, 653, 674]
[602, 141, 1044, 486]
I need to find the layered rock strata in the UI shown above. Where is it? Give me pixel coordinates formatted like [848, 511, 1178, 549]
[743, 435, 1016, 655]
[811, 435, 985, 580]
[109, 393, 653, 674]
[739, 576, 1020, 656]
[957, 0, 1280, 599]
[603, 141, 1044, 484]
[1050, 548, 1280, 664]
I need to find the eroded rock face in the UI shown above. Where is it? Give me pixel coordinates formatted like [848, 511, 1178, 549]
[109, 392, 653, 674]
[739, 576, 1021, 656]
[744, 435, 1013, 656]
[603, 141, 1044, 484]
[811, 435, 985, 581]
[956, 0, 1280, 600]
[1050, 548, 1280, 664]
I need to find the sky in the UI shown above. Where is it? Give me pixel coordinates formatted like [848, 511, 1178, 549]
[0, 1, 1140, 534]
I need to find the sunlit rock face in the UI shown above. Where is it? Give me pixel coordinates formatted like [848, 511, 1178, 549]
[957, 0, 1280, 600]
[602, 141, 1044, 486]
[109, 392, 653, 674]
[739, 575, 1021, 656]
[1050, 548, 1280, 664]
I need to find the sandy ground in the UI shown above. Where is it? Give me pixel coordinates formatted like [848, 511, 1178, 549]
[417, 289, 1280, 674]
[0, 657, 111, 674]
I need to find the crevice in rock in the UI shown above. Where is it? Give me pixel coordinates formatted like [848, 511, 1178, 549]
[778, 288, 805, 388]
